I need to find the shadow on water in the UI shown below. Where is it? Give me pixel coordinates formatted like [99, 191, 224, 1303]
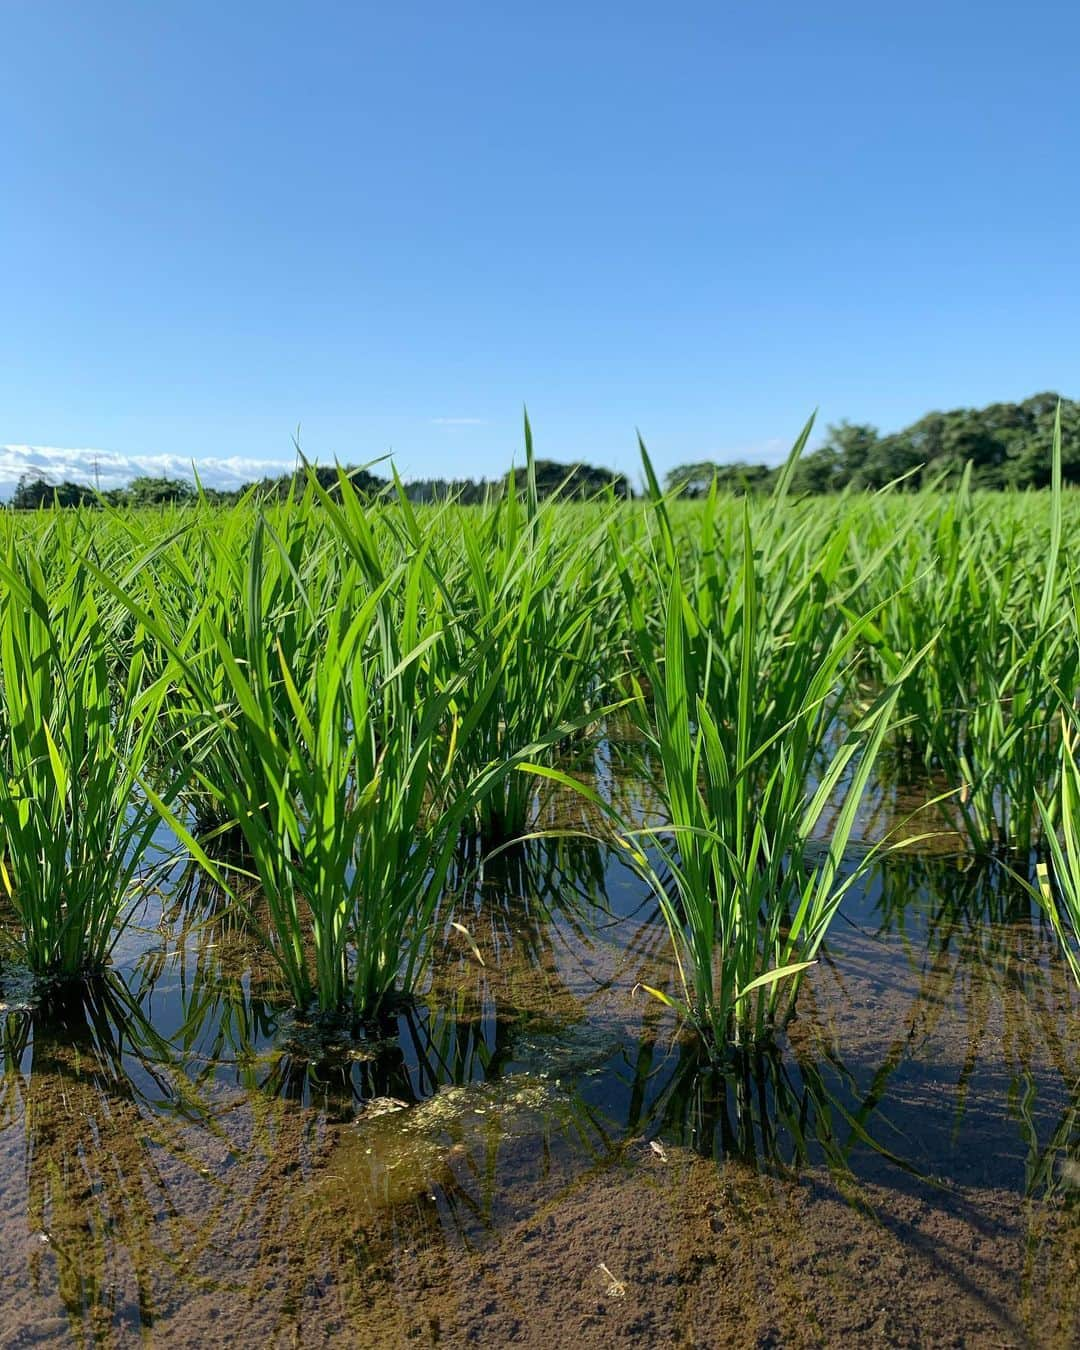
[801, 856, 1080, 1197]
[0, 976, 226, 1341]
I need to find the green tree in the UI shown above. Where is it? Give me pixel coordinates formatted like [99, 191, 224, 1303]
[665, 461, 721, 497]
[10, 476, 98, 509]
[125, 475, 196, 506]
[506, 459, 631, 500]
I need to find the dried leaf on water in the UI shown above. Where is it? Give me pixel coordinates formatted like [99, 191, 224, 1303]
[451, 921, 486, 966]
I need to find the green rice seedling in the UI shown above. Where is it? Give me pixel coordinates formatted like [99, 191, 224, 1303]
[864, 512, 1067, 854]
[128, 483, 331, 832]
[99, 504, 533, 1017]
[1035, 718, 1080, 986]
[529, 437, 917, 1052]
[415, 422, 623, 844]
[949, 619, 1072, 856]
[624, 427, 900, 837]
[938, 410, 1070, 855]
[637, 560, 904, 1048]
[850, 410, 1072, 856]
[852, 478, 979, 772]
[0, 544, 179, 977]
[328, 419, 626, 849]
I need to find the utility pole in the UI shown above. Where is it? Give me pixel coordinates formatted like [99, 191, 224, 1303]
[90, 455, 101, 492]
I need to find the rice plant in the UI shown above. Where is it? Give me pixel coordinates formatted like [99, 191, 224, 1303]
[0, 541, 179, 977]
[1036, 718, 1080, 986]
[419, 419, 623, 843]
[125, 482, 330, 832]
[856, 408, 1071, 855]
[531, 435, 918, 1052]
[98, 494, 555, 1017]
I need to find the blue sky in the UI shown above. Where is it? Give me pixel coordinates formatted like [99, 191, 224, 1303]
[2, 2, 1077, 490]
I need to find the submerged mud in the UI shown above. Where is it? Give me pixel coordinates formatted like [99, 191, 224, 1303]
[0, 813, 1078, 1345]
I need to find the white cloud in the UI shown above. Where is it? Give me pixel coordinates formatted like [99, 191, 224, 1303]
[0, 445, 296, 494]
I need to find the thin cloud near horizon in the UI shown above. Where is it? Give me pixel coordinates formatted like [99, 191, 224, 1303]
[0, 444, 296, 493]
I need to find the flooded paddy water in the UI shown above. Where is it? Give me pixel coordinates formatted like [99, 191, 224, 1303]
[1, 771, 1079, 1348]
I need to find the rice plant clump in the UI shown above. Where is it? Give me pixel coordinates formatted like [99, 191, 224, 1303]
[0, 541, 178, 977]
[123, 507, 528, 1018]
[394, 421, 623, 846]
[556, 436, 920, 1052]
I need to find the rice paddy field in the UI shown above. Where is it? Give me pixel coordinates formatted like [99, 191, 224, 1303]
[3, 435, 1080, 1347]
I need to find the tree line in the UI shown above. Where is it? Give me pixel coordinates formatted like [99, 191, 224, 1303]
[8, 458, 631, 510]
[8, 392, 1077, 508]
[665, 392, 1079, 495]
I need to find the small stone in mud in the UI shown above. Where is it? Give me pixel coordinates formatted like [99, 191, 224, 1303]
[1059, 1158, 1080, 1189]
[358, 1096, 409, 1119]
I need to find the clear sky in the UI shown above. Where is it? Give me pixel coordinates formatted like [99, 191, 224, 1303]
[2, 2, 1077, 490]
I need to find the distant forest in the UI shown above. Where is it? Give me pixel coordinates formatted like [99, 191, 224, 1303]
[666, 392, 1078, 496]
[7, 458, 631, 510]
[8, 392, 1077, 508]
